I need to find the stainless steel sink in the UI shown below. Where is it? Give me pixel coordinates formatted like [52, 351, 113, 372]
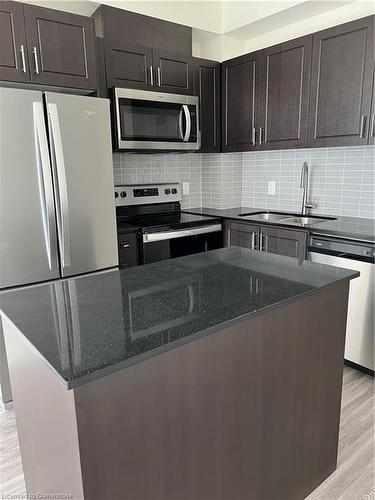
[238, 212, 336, 226]
[283, 216, 331, 225]
[239, 212, 291, 222]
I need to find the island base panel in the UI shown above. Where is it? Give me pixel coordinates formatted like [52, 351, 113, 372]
[2, 316, 84, 499]
[3, 281, 349, 500]
[74, 281, 349, 500]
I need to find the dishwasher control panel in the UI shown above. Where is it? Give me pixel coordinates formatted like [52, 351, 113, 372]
[309, 236, 375, 261]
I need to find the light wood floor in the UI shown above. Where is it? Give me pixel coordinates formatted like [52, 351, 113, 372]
[0, 366, 373, 499]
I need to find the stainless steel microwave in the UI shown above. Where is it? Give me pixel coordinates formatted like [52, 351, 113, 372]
[113, 88, 200, 151]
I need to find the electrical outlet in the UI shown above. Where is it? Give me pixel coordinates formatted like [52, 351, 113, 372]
[182, 182, 190, 195]
[268, 181, 276, 196]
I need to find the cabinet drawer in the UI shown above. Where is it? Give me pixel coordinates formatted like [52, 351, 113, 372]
[118, 233, 139, 268]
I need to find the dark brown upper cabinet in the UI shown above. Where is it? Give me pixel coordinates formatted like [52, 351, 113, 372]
[194, 58, 221, 152]
[221, 51, 261, 152]
[102, 42, 194, 95]
[0, 1, 29, 83]
[368, 68, 375, 145]
[104, 40, 153, 90]
[152, 49, 194, 95]
[308, 16, 374, 148]
[259, 36, 312, 150]
[23, 4, 97, 90]
[92, 5, 192, 56]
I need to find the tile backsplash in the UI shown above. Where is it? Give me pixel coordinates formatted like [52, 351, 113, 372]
[242, 146, 375, 219]
[113, 152, 202, 209]
[113, 145, 375, 219]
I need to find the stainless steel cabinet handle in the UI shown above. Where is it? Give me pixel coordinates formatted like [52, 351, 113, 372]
[370, 114, 375, 138]
[258, 126, 263, 146]
[20, 45, 26, 73]
[33, 102, 58, 271]
[149, 66, 154, 86]
[251, 232, 255, 249]
[227, 229, 231, 246]
[252, 127, 256, 146]
[120, 243, 130, 249]
[32, 46, 39, 74]
[48, 103, 71, 268]
[359, 115, 367, 138]
[157, 67, 161, 86]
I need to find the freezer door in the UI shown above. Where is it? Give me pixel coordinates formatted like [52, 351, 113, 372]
[0, 88, 60, 289]
[45, 93, 118, 277]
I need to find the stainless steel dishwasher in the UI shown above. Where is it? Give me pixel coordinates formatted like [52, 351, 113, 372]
[308, 235, 374, 374]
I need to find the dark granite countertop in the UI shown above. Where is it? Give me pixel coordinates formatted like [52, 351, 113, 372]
[183, 207, 375, 242]
[0, 247, 358, 389]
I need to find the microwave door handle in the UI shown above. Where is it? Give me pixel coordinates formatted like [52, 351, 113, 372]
[33, 102, 58, 271]
[48, 103, 71, 268]
[178, 106, 184, 140]
[182, 105, 191, 142]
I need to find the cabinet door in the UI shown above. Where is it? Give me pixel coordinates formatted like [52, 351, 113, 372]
[104, 39, 153, 90]
[118, 233, 139, 269]
[24, 4, 97, 89]
[222, 52, 261, 152]
[259, 36, 312, 150]
[152, 49, 194, 95]
[194, 58, 220, 152]
[308, 16, 374, 147]
[225, 222, 260, 250]
[0, 1, 29, 83]
[369, 68, 375, 145]
[260, 226, 307, 260]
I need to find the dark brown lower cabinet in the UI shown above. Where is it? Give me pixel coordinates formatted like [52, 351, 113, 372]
[260, 226, 307, 260]
[225, 222, 260, 250]
[118, 233, 139, 268]
[225, 221, 307, 260]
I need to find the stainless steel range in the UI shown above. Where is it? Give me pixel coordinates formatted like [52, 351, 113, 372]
[115, 183, 222, 265]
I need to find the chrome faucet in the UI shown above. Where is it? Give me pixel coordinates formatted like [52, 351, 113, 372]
[300, 162, 314, 215]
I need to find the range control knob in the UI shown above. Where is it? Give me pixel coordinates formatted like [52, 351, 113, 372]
[165, 189, 171, 194]
[115, 191, 119, 198]
[172, 188, 177, 194]
[120, 191, 127, 198]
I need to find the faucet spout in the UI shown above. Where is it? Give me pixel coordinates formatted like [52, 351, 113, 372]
[300, 162, 313, 215]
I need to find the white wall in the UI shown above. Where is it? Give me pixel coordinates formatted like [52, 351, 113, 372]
[18, 0, 375, 61]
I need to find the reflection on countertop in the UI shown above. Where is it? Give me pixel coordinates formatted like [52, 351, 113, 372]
[0, 247, 358, 388]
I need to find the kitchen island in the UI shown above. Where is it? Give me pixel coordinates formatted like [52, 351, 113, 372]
[0, 247, 358, 500]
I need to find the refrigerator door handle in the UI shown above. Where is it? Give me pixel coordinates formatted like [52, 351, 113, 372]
[48, 102, 71, 268]
[33, 101, 58, 271]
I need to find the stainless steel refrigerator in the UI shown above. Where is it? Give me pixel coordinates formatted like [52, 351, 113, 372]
[0, 88, 118, 403]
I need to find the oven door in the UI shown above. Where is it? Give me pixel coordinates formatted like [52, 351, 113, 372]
[142, 224, 222, 264]
[114, 88, 200, 151]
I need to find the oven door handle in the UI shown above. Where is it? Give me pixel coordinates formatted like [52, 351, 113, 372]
[143, 224, 222, 243]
